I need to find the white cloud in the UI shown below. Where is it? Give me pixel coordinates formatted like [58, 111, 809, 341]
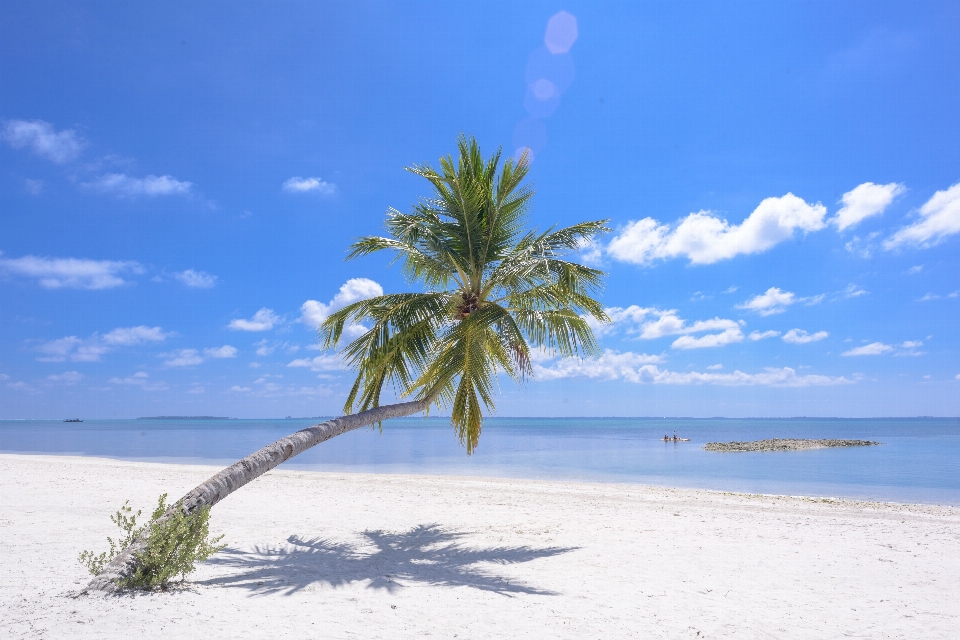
[175, 269, 217, 288]
[782, 329, 829, 344]
[534, 353, 856, 387]
[107, 371, 167, 391]
[842, 284, 868, 298]
[24, 179, 43, 195]
[832, 182, 904, 231]
[737, 287, 822, 316]
[204, 345, 238, 358]
[282, 176, 336, 195]
[47, 371, 83, 384]
[85, 173, 193, 197]
[300, 278, 383, 337]
[906, 265, 923, 274]
[956, 374, 960, 381]
[36, 336, 110, 362]
[102, 325, 169, 346]
[706, 364, 723, 370]
[749, 330, 780, 341]
[229, 308, 280, 332]
[35, 326, 166, 362]
[584, 305, 656, 337]
[254, 339, 274, 356]
[533, 350, 665, 383]
[896, 340, 926, 357]
[288, 354, 347, 372]
[0, 254, 143, 289]
[590, 306, 743, 350]
[187, 386, 206, 394]
[885, 182, 960, 249]
[737, 287, 796, 315]
[0, 374, 9, 381]
[36, 336, 81, 362]
[842, 342, 893, 356]
[161, 348, 204, 367]
[607, 193, 826, 265]
[229, 385, 251, 392]
[637, 312, 738, 340]
[671, 328, 744, 350]
[2, 119, 84, 163]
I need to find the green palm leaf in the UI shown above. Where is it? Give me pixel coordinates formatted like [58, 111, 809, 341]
[322, 135, 610, 453]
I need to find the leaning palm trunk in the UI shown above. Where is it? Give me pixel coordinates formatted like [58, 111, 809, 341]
[83, 398, 429, 593]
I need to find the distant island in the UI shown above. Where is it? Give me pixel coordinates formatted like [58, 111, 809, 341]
[705, 438, 881, 452]
[137, 416, 232, 420]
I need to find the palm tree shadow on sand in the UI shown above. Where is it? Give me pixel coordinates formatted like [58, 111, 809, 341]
[198, 524, 576, 596]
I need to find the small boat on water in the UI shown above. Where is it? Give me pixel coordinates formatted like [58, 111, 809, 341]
[661, 434, 690, 442]
[63, 418, 84, 423]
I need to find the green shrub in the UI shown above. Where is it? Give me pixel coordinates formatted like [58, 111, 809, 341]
[79, 494, 226, 590]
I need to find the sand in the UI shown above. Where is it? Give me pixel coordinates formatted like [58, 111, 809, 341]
[1, 454, 959, 639]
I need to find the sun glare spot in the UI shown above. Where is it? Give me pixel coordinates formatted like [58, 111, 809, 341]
[545, 11, 578, 54]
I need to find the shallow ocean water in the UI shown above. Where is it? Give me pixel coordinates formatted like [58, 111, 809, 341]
[2, 416, 958, 505]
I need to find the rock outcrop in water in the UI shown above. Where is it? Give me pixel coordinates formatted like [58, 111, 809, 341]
[704, 438, 881, 452]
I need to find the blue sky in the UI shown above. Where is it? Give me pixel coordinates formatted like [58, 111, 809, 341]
[1, 1, 959, 419]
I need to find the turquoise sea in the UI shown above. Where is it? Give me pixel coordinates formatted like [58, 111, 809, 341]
[2, 417, 958, 505]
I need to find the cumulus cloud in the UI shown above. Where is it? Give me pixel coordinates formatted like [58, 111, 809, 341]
[229, 308, 280, 332]
[607, 194, 826, 265]
[841, 284, 868, 298]
[282, 177, 336, 195]
[749, 330, 780, 341]
[287, 354, 347, 372]
[832, 182, 904, 231]
[35, 325, 167, 362]
[737, 287, 822, 316]
[0, 254, 143, 289]
[175, 269, 217, 288]
[85, 173, 193, 197]
[108, 371, 167, 390]
[585, 305, 744, 350]
[204, 345, 238, 358]
[884, 182, 960, 249]
[533, 350, 663, 382]
[895, 340, 926, 357]
[782, 329, 829, 344]
[300, 278, 383, 338]
[534, 352, 856, 387]
[671, 328, 743, 350]
[161, 349, 204, 367]
[102, 326, 169, 346]
[47, 371, 83, 384]
[2, 119, 84, 163]
[36, 336, 110, 362]
[842, 342, 893, 356]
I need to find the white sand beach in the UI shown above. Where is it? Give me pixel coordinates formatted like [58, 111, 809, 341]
[1, 453, 959, 639]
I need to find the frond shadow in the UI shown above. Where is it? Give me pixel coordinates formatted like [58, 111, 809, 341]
[198, 524, 574, 596]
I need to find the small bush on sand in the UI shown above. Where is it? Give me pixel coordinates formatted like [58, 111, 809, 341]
[79, 494, 225, 589]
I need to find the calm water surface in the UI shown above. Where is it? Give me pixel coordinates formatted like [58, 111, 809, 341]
[2, 417, 958, 505]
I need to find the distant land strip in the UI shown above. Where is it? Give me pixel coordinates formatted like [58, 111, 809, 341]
[137, 416, 232, 420]
[704, 438, 881, 452]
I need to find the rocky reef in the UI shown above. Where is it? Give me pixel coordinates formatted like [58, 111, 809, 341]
[704, 438, 881, 452]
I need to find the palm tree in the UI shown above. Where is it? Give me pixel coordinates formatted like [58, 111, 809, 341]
[85, 135, 609, 592]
